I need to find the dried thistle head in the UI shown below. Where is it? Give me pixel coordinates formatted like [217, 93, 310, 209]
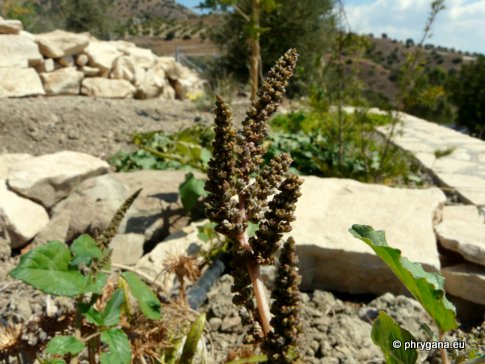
[0, 324, 22, 355]
[162, 252, 202, 306]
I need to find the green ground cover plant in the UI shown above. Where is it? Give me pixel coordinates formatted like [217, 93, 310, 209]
[350, 225, 484, 364]
[5, 191, 207, 364]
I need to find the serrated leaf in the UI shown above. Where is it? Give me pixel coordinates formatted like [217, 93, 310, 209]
[121, 271, 161, 320]
[45, 335, 85, 356]
[70, 234, 103, 268]
[371, 311, 418, 364]
[100, 329, 131, 364]
[9, 241, 105, 297]
[349, 225, 458, 332]
[179, 173, 208, 211]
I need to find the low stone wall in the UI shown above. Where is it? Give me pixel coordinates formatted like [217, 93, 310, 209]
[0, 18, 204, 99]
[0, 150, 484, 312]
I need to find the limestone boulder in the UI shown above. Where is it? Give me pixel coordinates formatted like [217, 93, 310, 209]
[435, 220, 485, 266]
[135, 68, 165, 99]
[442, 264, 485, 306]
[84, 40, 122, 72]
[40, 67, 84, 96]
[35, 170, 190, 247]
[162, 84, 176, 100]
[81, 78, 135, 98]
[292, 177, 445, 295]
[0, 153, 32, 179]
[110, 55, 144, 83]
[7, 151, 110, 208]
[35, 30, 89, 58]
[80, 66, 100, 77]
[0, 19, 23, 34]
[0, 68, 45, 98]
[0, 34, 43, 67]
[123, 46, 156, 69]
[439, 205, 483, 224]
[0, 180, 49, 249]
[35, 58, 55, 73]
[110, 233, 145, 266]
[57, 55, 74, 67]
[75, 54, 89, 67]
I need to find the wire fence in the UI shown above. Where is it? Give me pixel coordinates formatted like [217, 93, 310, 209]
[175, 44, 220, 73]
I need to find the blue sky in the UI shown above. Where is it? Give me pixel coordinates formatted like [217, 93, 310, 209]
[177, 0, 485, 54]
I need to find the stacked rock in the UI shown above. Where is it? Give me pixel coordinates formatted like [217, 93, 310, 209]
[0, 17, 204, 99]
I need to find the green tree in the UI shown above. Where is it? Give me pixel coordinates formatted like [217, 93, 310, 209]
[200, 0, 335, 95]
[60, 0, 119, 38]
[448, 56, 485, 138]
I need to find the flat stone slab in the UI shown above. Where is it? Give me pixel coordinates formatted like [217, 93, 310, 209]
[0, 34, 42, 68]
[0, 153, 32, 179]
[0, 179, 49, 249]
[375, 111, 485, 207]
[442, 264, 485, 306]
[0, 68, 45, 98]
[7, 151, 109, 208]
[291, 177, 445, 295]
[440, 205, 483, 224]
[35, 29, 89, 58]
[34, 170, 190, 247]
[110, 233, 145, 266]
[435, 220, 485, 266]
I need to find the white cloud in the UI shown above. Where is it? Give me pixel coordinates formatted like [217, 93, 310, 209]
[344, 0, 485, 54]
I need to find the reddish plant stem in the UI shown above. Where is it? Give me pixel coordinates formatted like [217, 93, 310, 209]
[236, 198, 273, 336]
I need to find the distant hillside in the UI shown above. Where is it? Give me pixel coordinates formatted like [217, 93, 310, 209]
[0, 0, 194, 22]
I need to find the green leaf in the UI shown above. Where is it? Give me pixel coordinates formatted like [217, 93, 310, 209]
[85, 289, 124, 327]
[100, 329, 131, 364]
[9, 241, 105, 297]
[42, 359, 66, 364]
[70, 234, 103, 268]
[179, 172, 208, 211]
[371, 311, 418, 364]
[45, 335, 85, 356]
[180, 313, 206, 363]
[102, 289, 124, 326]
[349, 225, 458, 332]
[121, 271, 161, 320]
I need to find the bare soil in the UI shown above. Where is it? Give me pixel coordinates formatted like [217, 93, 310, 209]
[0, 96, 214, 160]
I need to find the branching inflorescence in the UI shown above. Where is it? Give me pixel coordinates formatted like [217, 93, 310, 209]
[205, 49, 303, 362]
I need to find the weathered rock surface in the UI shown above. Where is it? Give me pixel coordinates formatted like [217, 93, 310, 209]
[0, 34, 42, 68]
[110, 233, 145, 266]
[84, 40, 122, 72]
[292, 177, 445, 295]
[440, 205, 483, 224]
[442, 264, 485, 306]
[81, 78, 135, 98]
[7, 151, 110, 208]
[40, 67, 84, 95]
[0, 180, 49, 249]
[34, 170, 189, 247]
[0, 68, 45, 97]
[0, 19, 23, 34]
[0, 153, 32, 179]
[35, 30, 89, 58]
[436, 220, 485, 266]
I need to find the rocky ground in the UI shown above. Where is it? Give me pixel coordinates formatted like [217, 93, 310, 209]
[0, 96, 215, 160]
[0, 96, 484, 363]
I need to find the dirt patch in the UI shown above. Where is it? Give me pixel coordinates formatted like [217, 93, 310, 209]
[0, 96, 215, 160]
